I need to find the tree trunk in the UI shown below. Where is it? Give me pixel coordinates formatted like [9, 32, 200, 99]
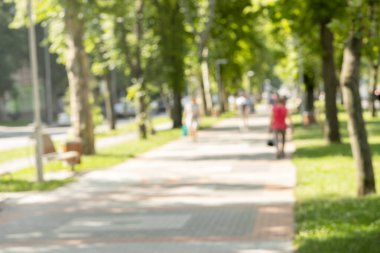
[114, 4, 147, 139]
[135, 0, 147, 139]
[170, 0, 184, 127]
[197, 0, 216, 116]
[0, 94, 6, 120]
[340, 28, 376, 196]
[368, 2, 379, 117]
[172, 84, 182, 128]
[200, 48, 213, 115]
[199, 71, 209, 115]
[64, 4, 95, 155]
[222, 83, 228, 113]
[320, 21, 341, 143]
[369, 62, 378, 117]
[153, 0, 185, 127]
[104, 72, 116, 130]
[303, 73, 316, 125]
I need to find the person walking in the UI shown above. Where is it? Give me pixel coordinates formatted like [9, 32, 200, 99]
[236, 91, 250, 130]
[269, 96, 292, 159]
[183, 96, 200, 142]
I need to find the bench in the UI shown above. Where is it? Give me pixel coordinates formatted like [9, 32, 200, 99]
[42, 134, 81, 171]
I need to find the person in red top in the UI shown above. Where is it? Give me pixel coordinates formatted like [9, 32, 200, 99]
[269, 96, 292, 159]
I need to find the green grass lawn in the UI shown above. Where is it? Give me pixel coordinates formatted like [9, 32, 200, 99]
[0, 120, 32, 127]
[293, 111, 380, 253]
[95, 115, 172, 138]
[0, 113, 230, 192]
[0, 145, 34, 164]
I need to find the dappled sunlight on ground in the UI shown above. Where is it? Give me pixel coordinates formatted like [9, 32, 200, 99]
[0, 111, 295, 253]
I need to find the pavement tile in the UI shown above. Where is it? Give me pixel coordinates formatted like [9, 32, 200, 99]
[0, 108, 295, 253]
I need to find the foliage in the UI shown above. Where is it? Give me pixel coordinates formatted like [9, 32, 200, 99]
[210, 0, 266, 93]
[0, 2, 28, 95]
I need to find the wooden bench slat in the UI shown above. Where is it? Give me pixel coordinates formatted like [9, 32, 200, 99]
[42, 134, 81, 170]
[43, 151, 79, 161]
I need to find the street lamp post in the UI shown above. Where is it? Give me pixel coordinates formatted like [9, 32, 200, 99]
[215, 58, 228, 113]
[28, 0, 44, 182]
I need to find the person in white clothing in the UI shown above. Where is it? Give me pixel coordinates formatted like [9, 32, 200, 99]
[236, 91, 250, 130]
[183, 96, 200, 141]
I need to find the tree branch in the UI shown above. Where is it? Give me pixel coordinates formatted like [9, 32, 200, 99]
[198, 0, 216, 57]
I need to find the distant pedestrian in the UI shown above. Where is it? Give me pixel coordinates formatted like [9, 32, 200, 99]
[183, 96, 200, 142]
[236, 91, 250, 130]
[269, 96, 292, 159]
[269, 92, 278, 106]
[249, 94, 255, 113]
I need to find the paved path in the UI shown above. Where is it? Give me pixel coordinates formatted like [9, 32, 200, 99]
[0, 110, 296, 253]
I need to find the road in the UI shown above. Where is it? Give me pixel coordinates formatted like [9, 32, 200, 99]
[0, 118, 135, 152]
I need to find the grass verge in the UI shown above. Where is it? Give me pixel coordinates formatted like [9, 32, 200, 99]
[292, 112, 380, 253]
[95, 115, 171, 138]
[0, 145, 34, 164]
[0, 120, 31, 127]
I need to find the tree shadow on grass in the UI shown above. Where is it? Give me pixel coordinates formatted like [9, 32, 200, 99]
[296, 196, 380, 253]
[294, 124, 324, 140]
[294, 143, 352, 158]
[366, 121, 380, 136]
[295, 142, 380, 158]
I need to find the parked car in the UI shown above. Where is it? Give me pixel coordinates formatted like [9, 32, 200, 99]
[114, 101, 136, 118]
[150, 100, 167, 114]
[57, 112, 70, 126]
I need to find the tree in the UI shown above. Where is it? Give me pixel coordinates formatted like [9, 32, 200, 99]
[104, 72, 116, 130]
[181, 0, 216, 115]
[272, 0, 343, 142]
[85, 5, 119, 131]
[340, 2, 376, 195]
[303, 62, 319, 125]
[107, 0, 152, 139]
[10, 0, 97, 154]
[319, 13, 342, 143]
[134, 0, 147, 139]
[62, 0, 95, 154]
[211, 0, 266, 108]
[0, 2, 28, 119]
[153, 0, 186, 128]
[366, 0, 380, 117]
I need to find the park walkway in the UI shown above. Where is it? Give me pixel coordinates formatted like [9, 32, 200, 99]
[0, 107, 296, 253]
